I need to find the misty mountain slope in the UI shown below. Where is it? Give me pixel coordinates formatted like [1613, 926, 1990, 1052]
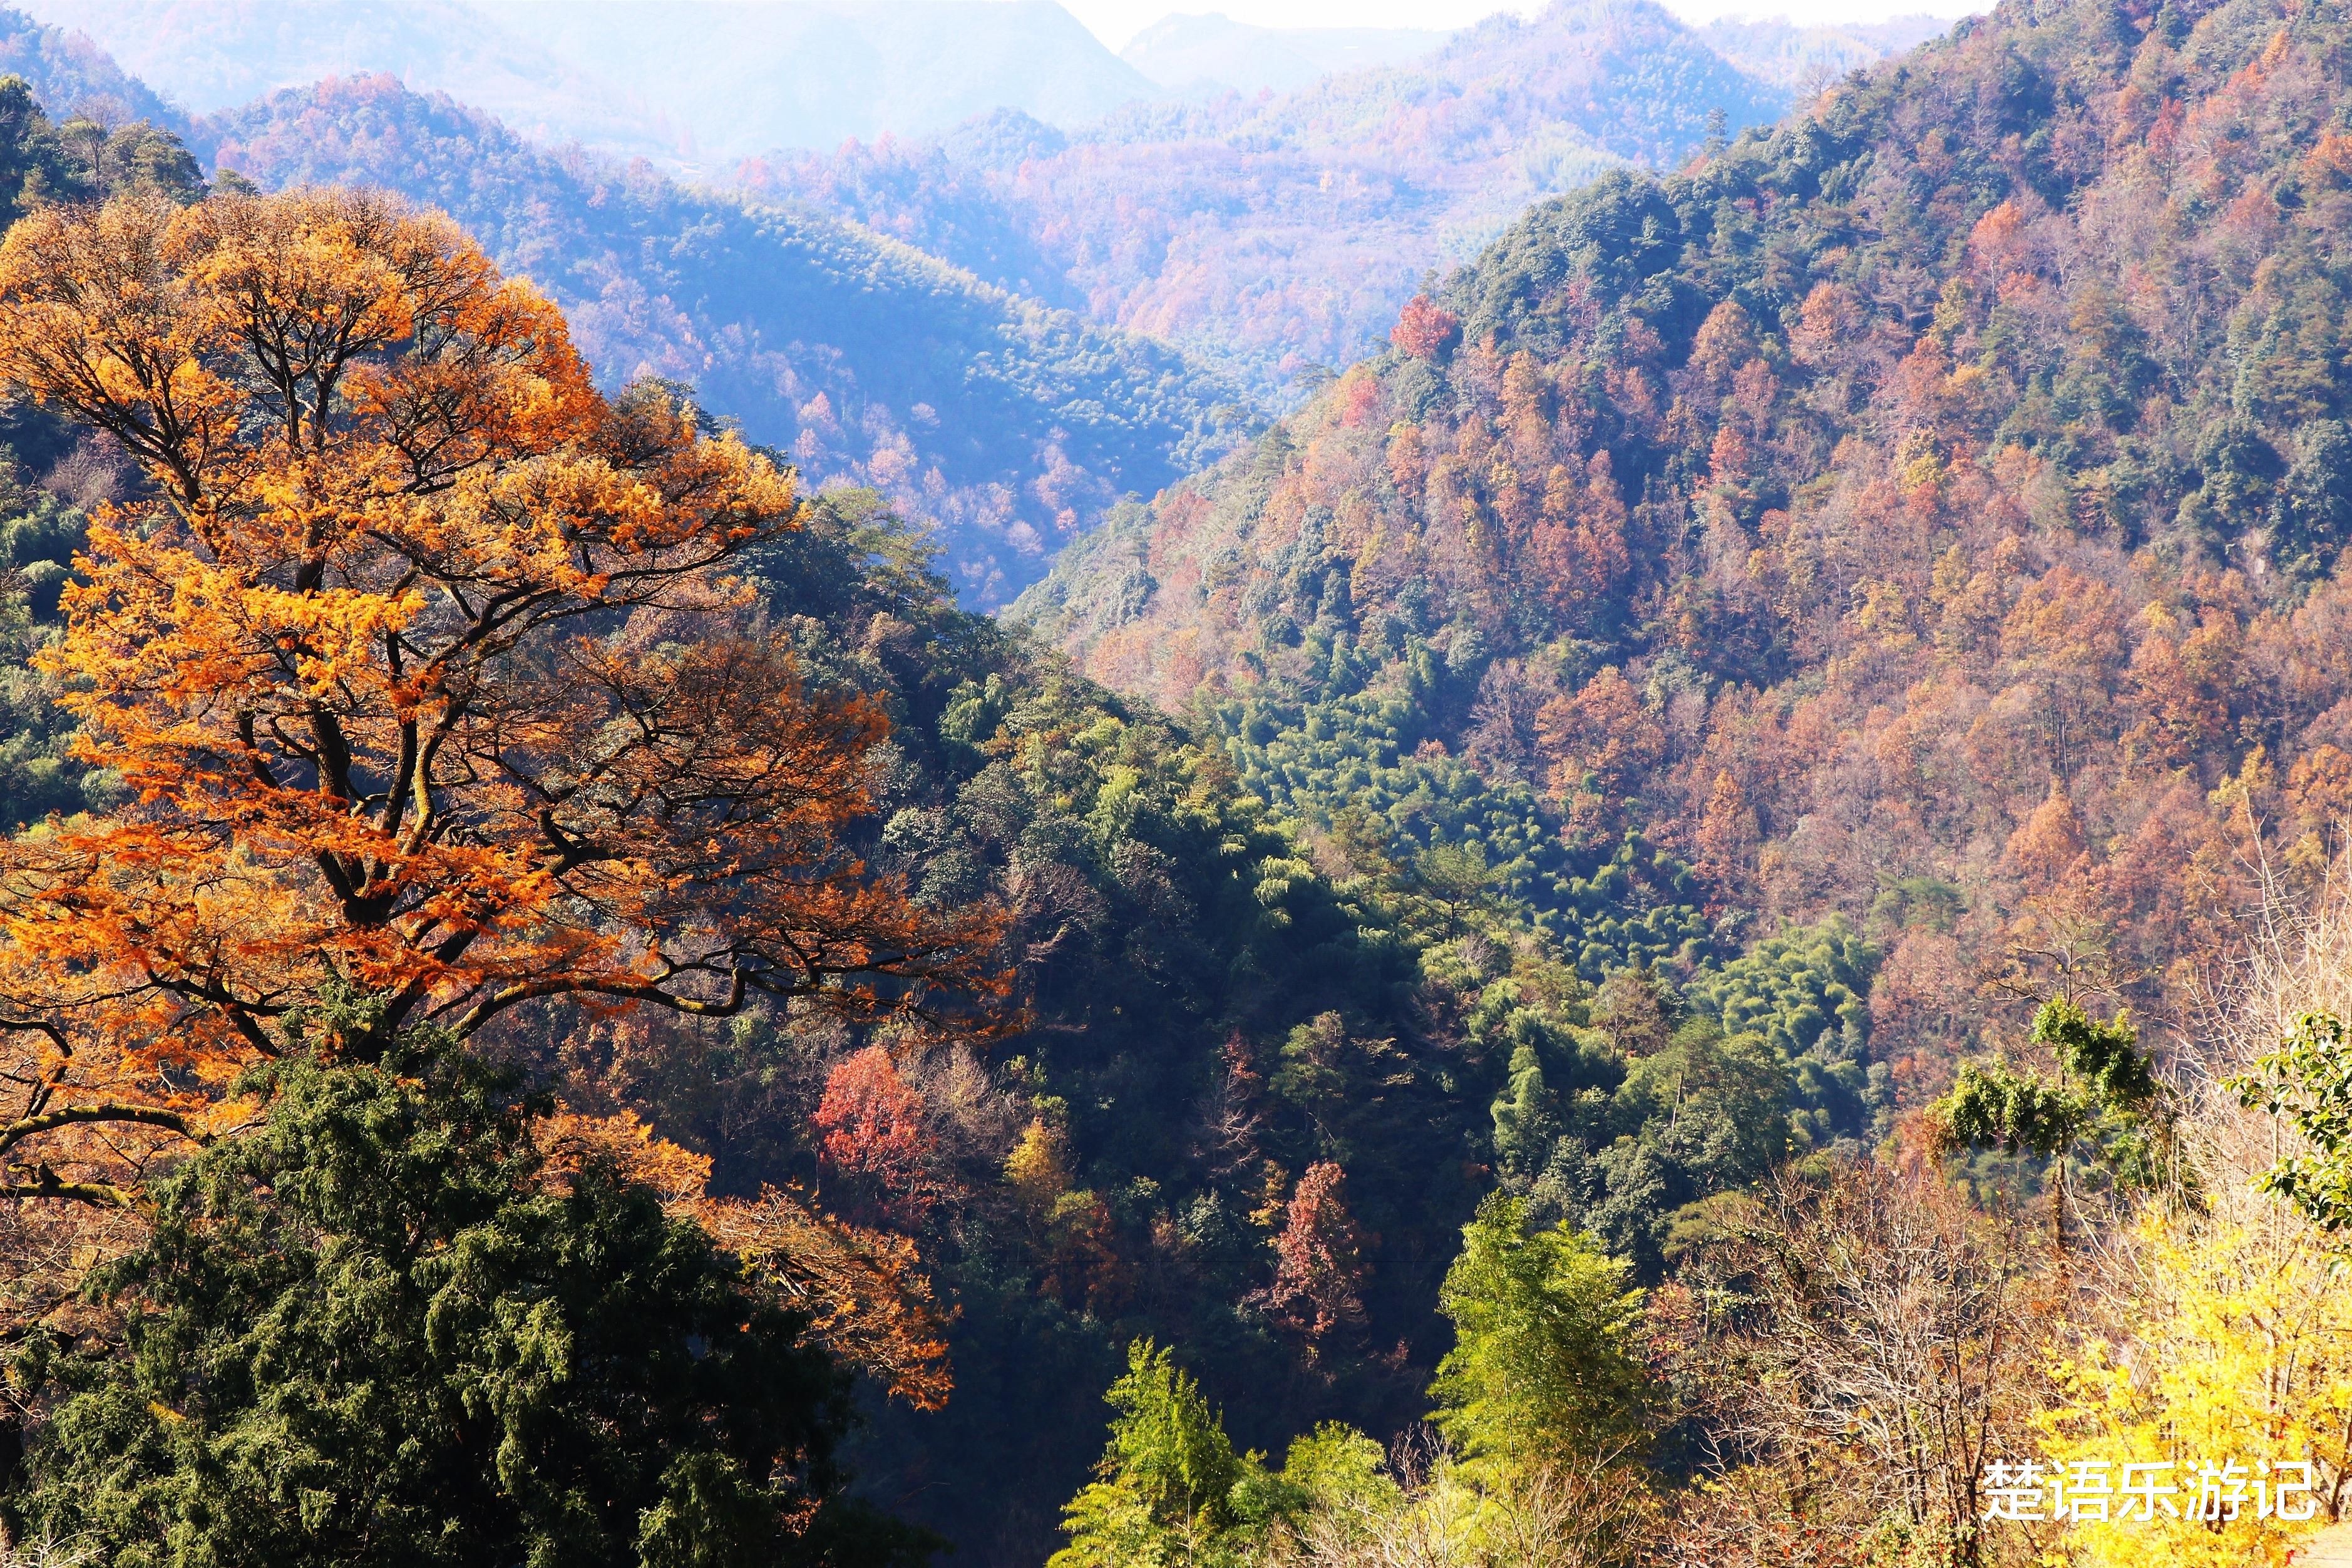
[8, 0, 677, 156]
[16, 0, 1159, 164]
[1698, 12, 1954, 91]
[0, 3, 181, 126]
[1226, 0, 1785, 168]
[203, 73, 1251, 605]
[17, 0, 1937, 410]
[1119, 12, 1452, 97]
[476, 0, 1158, 160]
[751, 0, 1924, 399]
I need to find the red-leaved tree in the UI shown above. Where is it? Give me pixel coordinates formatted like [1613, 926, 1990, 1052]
[813, 1045, 945, 1222]
[1259, 1160, 1369, 1343]
[1390, 294, 1461, 361]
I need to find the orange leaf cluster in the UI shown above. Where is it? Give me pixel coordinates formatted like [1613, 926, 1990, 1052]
[533, 1107, 953, 1407]
[0, 188, 1002, 1206]
[695, 1182, 956, 1411]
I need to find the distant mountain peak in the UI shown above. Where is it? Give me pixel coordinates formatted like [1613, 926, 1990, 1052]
[1119, 10, 1453, 97]
[9, 0, 1162, 161]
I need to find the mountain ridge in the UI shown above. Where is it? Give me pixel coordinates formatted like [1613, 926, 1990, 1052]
[200, 69, 1254, 604]
[746, 0, 1847, 399]
[1017, 0, 2352, 1076]
[1118, 11, 1454, 97]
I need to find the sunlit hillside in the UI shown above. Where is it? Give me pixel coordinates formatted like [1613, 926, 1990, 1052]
[751, 0, 1833, 396]
[0, 3, 2344, 1567]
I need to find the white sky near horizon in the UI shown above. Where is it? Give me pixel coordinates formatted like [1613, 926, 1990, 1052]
[1059, 0, 1990, 51]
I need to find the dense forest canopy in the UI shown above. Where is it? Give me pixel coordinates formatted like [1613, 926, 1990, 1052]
[1001, 0, 2352, 1546]
[1022, 0, 2352, 1094]
[0, 2, 2344, 1567]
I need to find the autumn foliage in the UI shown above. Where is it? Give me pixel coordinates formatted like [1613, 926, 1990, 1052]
[812, 1043, 946, 1223]
[0, 188, 996, 1207]
[1389, 295, 1459, 361]
[1257, 1159, 1367, 1343]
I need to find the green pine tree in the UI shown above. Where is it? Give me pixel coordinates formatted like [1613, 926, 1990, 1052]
[11, 1027, 927, 1568]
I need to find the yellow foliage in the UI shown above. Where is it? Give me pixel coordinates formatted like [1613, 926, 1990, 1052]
[1004, 1115, 1071, 1210]
[2035, 1212, 2352, 1567]
[533, 1108, 714, 1204]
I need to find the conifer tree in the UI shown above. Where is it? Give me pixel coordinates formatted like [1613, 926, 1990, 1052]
[13, 1022, 930, 1568]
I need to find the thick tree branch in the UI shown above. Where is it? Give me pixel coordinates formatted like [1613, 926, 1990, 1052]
[0, 1102, 209, 1150]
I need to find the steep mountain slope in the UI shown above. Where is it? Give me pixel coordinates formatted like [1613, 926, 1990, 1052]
[199, 73, 1251, 605]
[17, 0, 1159, 162]
[747, 0, 1904, 399]
[493, 489, 1896, 1568]
[1022, 0, 2352, 1094]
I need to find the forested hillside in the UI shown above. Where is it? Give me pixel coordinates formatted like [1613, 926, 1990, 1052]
[1003, 1, 2352, 1551]
[744, 3, 1949, 404]
[193, 72, 1250, 607]
[0, 0, 1938, 611]
[1024, 0, 2352, 1086]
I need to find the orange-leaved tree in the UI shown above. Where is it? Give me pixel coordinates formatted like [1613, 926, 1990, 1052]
[0, 188, 1000, 1211]
[540, 1107, 957, 1408]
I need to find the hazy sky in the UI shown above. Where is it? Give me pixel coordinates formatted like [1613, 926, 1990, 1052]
[1063, 0, 1988, 50]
